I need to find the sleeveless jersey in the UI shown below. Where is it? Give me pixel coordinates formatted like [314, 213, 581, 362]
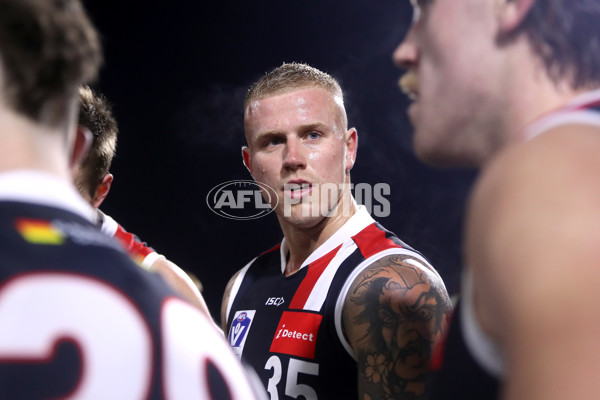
[429, 90, 600, 399]
[0, 171, 264, 400]
[225, 206, 434, 400]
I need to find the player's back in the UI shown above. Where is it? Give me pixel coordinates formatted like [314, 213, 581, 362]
[0, 174, 264, 399]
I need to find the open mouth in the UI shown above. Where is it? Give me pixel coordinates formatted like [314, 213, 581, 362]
[399, 71, 419, 101]
[284, 182, 312, 199]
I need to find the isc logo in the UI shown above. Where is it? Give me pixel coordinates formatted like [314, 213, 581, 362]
[265, 297, 285, 306]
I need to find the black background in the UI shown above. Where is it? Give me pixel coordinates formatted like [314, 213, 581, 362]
[83, 0, 476, 322]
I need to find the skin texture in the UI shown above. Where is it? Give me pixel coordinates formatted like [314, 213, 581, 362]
[393, 0, 575, 167]
[243, 87, 354, 228]
[242, 87, 357, 275]
[466, 125, 600, 400]
[393, 0, 505, 166]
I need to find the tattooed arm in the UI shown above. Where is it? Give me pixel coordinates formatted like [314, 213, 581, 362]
[342, 254, 452, 400]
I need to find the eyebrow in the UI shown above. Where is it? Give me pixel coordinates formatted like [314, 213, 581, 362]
[255, 122, 330, 138]
[299, 122, 329, 132]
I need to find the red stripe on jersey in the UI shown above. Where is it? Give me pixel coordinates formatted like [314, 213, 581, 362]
[289, 244, 342, 310]
[573, 98, 600, 111]
[259, 243, 281, 257]
[532, 97, 600, 123]
[352, 223, 401, 259]
[430, 328, 448, 371]
[430, 310, 454, 371]
[114, 225, 154, 259]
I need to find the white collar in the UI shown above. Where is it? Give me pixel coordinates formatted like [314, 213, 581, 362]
[0, 170, 96, 223]
[279, 204, 375, 273]
[524, 89, 600, 140]
[558, 88, 600, 110]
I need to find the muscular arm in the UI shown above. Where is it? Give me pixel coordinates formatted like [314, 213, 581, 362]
[342, 254, 452, 400]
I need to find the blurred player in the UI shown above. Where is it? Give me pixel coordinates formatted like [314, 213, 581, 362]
[394, 0, 600, 398]
[0, 0, 264, 398]
[74, 85, 212, 317]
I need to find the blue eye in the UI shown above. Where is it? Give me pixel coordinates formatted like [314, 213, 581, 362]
[307, 132, 320, 140]
[267, 137, 283, 146]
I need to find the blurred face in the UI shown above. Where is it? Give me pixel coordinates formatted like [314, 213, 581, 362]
[243, 87, 357, 229]
[393, 0, 504, 166]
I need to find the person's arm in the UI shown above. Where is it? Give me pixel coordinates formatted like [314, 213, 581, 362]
[98, 211, 217, 322]
[221, 269, 243, 333]
[147, 257, 212, 318]
[342, 254, 452, 399]
[466, 125, 600, 400]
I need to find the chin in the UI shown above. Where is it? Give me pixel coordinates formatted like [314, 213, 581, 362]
[413, 139, 446, 167]
[277, 204, 327, 229]
[417, 148, 481, 168]
[413, 132, 471, 168]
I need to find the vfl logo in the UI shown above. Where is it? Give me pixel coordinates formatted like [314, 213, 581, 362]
[206, 180, 278, 220]
[228, 310, 256, 357]
[265, 297, 285, 307]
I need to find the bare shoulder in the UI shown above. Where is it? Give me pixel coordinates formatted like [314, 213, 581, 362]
[466, 123, 600, 356]
[342, 253, 452, 399]
[220, 268, 245, 331]
[476, 123, 600, 194]
[468, 124, 600, 288]
[345, 253, 449, 311]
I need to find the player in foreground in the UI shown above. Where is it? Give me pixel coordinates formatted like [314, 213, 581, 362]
[394, 0, 600, 398]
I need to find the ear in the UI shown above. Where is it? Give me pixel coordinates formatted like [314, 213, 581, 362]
[242, 146, 253, 175]
[344, 128, 358, 172]
[69, 126, 93, 169]
[91, 173, 113, 209]
[497, 0, 535, 34]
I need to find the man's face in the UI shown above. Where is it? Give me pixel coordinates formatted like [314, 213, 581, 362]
[393, 0, 503, 166]
[243, 87, 356, 228]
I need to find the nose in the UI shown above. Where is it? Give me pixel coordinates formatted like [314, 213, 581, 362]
[282, 138, 306, 171]
[393, 26, 419, 70]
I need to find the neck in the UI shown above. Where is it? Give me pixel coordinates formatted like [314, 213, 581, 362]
[0, 108, 71, 179]
[481, 41, 586, 166]
[281, 194, 357, 276]
[503, 74, 582, 146]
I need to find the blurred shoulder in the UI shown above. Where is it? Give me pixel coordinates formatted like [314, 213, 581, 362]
[466, 122, 600, 334]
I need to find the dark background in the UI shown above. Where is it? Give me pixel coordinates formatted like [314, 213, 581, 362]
[83, 0, 476, 322]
